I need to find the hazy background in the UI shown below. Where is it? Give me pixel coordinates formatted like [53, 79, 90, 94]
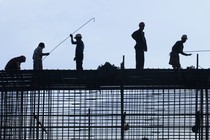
[0, 0, 210, 70]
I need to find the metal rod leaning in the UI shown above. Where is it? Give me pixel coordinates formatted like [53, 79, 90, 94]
[43, 17, 95, 60]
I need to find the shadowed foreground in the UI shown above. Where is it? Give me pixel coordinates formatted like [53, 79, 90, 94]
[0, 69, 209, 140]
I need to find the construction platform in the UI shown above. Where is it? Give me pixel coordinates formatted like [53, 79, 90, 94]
[0, 69, 209, 140]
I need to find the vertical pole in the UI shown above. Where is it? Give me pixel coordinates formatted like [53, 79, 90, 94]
[196, 54, 199, 69]
[42, 91, 45, 139]
[121, 55, 125, 140]
[121, 55, 125, 70]
[36, 91, 41, 139]
[88, 108, 91, 140]
[0, 91, 3, 139]
[3, 92, 7, 140]
[205, 88, 209, 140]
[195, 54, 199, 140]
[200, 89, 203, 140]
[20, 91, 24, 140]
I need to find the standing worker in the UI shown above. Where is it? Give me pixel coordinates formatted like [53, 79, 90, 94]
[169, 34, 192, 69]
[132, 22, 148, 69]
[70, 34, 84, 70]
[5, 55, 26, 71]
[33, 42, 50, 70]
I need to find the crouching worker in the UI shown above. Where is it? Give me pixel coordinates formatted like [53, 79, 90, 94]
[5, 55, 26, 71]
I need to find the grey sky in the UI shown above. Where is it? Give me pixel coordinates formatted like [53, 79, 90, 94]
[1, 0, 210, 70]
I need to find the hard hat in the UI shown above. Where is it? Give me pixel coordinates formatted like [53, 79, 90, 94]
[74, 34, 82, 38]
[181, 34, 188, 39]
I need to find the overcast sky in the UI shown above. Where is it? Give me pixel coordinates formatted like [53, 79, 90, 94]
[1, 0, 210, 70]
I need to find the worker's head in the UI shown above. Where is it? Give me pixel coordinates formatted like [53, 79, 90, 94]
[181, 34, 188, 43]
[38, 42, 45, 48]
[74, 34, 82, 39]
[19, 55, 26, 62]
[139, 22, 145, 30]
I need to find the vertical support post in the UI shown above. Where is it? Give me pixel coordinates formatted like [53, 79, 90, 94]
[20, 91, 24, 140]
[200, 89, 204, 140]
[121, 55, 125, 70]
[36, 92, 41, 139]
[195, 54, 199, 140]
[88, 108, 91, 140]
[196, 54, 199, 69]
[41, 91, 45, 139]
[3, 92, 7, 140]
[205, 88, 209, 140]
[0, 91, 3, 139]
[121, 55, 125, 140]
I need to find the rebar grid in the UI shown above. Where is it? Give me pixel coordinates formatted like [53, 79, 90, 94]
[1, 88, 209, 140]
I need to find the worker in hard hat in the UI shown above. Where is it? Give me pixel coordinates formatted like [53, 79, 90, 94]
[169, 34, 192, 69]
[131, 22, 148, 69]
[70, 34, 84, 70]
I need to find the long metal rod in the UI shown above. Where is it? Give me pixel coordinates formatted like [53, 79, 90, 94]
[48, 36, 70, 55]
[43, 17, 95, 60]
[71, 17, 95, 35]
[185, 50, 210, 53]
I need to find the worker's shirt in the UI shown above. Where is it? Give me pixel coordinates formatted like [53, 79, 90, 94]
[171, 41, 184, 55]
[75, 40, 84, 57]
[33, 46, 43, 61]
[132, 29, 147, 51]
[5, 57, 21, 70]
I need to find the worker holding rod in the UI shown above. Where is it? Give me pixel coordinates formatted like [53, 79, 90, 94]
[70, 34, 84, 70]
[169, 34, 192, 69]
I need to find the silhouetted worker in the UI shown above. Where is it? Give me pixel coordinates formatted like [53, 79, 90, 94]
[169, 35, 192, 69]
[132, 22, 148, 69]
[70, 34, 84, 70]
[5, 55, 26, 71]
[33, 42, 50, 70]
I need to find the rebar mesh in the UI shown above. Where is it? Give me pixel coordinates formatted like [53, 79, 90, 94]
[1, 88, 209, 140]
[0, 69, 209, 140]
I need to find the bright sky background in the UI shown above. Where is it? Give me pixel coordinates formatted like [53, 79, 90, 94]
[1, 0, 210, 70]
